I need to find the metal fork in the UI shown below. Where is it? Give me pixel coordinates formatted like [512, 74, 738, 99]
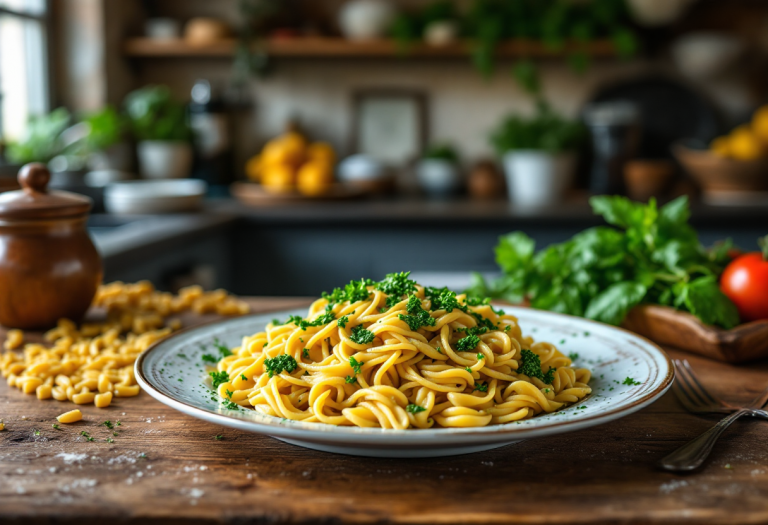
[672, 359, 768, 419]
[661, 360, 768, 472]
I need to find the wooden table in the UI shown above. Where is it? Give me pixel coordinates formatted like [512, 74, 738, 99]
[2, 298, 768, 524]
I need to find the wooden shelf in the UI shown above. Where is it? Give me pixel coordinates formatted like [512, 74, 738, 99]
[123, 37, 620, 59]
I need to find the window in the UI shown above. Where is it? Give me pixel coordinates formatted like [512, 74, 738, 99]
[0, 0, 49, 142]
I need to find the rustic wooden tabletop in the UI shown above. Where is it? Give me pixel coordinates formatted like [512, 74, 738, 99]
[2, 298, 768, 525]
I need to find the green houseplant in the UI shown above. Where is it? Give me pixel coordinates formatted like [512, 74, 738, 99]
[491, 102, 586, 206]
[5, 108, 71, 165]
[124, 85, 192, 179]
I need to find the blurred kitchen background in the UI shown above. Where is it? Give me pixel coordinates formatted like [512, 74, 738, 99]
[1, 0, 767, 295]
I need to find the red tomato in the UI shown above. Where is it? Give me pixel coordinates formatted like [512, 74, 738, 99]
[720, 249, 768, 323]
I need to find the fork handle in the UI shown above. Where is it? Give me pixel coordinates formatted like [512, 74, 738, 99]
[660, 408, 749, 472]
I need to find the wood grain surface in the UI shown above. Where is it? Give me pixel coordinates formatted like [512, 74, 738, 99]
[2, 298, 768, 525]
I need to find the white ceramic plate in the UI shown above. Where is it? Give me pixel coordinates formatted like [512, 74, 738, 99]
[136, 307, 673, 458]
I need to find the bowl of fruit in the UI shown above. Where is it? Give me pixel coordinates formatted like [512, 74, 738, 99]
[674, 105, 768, 204]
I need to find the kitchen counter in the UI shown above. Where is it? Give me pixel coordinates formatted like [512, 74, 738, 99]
[3, 297, 768, 524]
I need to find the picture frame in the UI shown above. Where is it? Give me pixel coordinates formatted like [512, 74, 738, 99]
[350, 89, 428, 166]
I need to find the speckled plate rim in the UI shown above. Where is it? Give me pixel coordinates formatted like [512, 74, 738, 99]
[136, 307, 674, 448]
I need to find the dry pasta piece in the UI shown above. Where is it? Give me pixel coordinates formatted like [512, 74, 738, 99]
[94, 391, 113, 408]
[57, 409, 83, 423]
[0, 419, 4, 431]
[36, 384, 53, 400]
[4, 329, 23, 350]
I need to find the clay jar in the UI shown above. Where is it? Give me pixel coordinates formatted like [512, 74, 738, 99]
[0, 163, 102, 329]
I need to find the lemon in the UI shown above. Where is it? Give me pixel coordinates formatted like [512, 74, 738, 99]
[297, 161, 334, 196]
[709, 136, 731, 158]
[729, 125, 764, 160]
[261, 164, 295, 193]
[752, 105, 768, 144]
[306, 142, 337, 165]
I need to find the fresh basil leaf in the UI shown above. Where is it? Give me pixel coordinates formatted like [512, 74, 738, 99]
[652, 240, 704, 275]
[585, 282, 647, 326]
[679, 276, 740, 329]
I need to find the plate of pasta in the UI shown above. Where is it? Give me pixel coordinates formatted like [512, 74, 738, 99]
[136, 273, 673, 457]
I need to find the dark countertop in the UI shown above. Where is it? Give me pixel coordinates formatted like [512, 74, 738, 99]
[209, 197, 768, 226]
[90, 197, 767, 263]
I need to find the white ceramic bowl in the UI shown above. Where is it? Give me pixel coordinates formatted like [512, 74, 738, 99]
[104, 179, 207, 214]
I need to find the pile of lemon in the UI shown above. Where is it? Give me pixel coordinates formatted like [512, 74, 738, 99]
[710, 105, 768, 160]
[246, 130, 337, 196]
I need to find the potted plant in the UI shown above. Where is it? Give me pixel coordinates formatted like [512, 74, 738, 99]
[491, 102, 585, 206]
[124, 85, 192, 179]
[76, 106, 131, 172]
[5, 108, 70, 167]
[415, 143, 462, 197]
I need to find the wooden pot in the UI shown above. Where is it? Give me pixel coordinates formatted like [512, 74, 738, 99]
[0, 163, 102, 329]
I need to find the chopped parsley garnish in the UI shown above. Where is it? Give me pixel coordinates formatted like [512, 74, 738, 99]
[223, 400, 239, 410]
[474, 381, 489, 393]
[470, 312, 497, 330]
[213, 338, 232, 357]
[406, 403, 426, 414]
[436, 347, 442, 354]
[465, 366, 472, 373]
[264, 355, 298, 377]
[80, 431, 95, 442]
[345, 375, 357, 384]
[349, 356, 364, 375]
[377, 272, 418, 307]
[116, 421, 121, 426]
[240, 374, 248, 381]
[517, 349, 555, 384]
[623, 377, 642, 386]
[138, 453, 146, 459]
[177, 353, 188, 359]
[398, 295, 436, 331]
[225, 389, 234, 399]
[201, 353, 218, 364]
[322, 278, 374, 305]
[477, 353, 485, 360]
[350, 325, 375, 345]
[456, 334, 481, 352]
[102, 421, 114, 429]
[106, 437, 114, 443]
[542, 367, 556, 384]
[302, 348, 310, 358]
[34, 429, 40, 436]
[425, 287, 463, 312]
[456, 326, 488, 336]
[52, 424, 61, 430]
[337, 316, 349, 328]
[284, 311, 335, 331]
[209, 370, 230, 388]
[568, 352, 580, 362]
[214, 435, 223, 440]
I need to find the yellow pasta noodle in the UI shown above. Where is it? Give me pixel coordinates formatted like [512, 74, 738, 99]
[57, 409, 83, 423]
[211, 273, 591, 429]
[0, 281, 249, 408]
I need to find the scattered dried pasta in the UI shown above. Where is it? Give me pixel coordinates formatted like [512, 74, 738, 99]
[56, 409, 83, 423]
[0, 419, 4, 431]
[1, 281, 249, 408]
[4, 329, 23, 350]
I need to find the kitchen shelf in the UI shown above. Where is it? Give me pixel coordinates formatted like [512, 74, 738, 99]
[123, 37, 620, 59]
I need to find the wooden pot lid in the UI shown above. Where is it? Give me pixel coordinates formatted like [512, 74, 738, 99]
[0, 163, 92, 219]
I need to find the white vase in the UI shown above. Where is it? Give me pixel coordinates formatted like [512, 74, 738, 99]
[416, 159, 461, 196]
[502, 151, 576, 207]
[137, 141, 193, 179]
[339, 0, 395, 41]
